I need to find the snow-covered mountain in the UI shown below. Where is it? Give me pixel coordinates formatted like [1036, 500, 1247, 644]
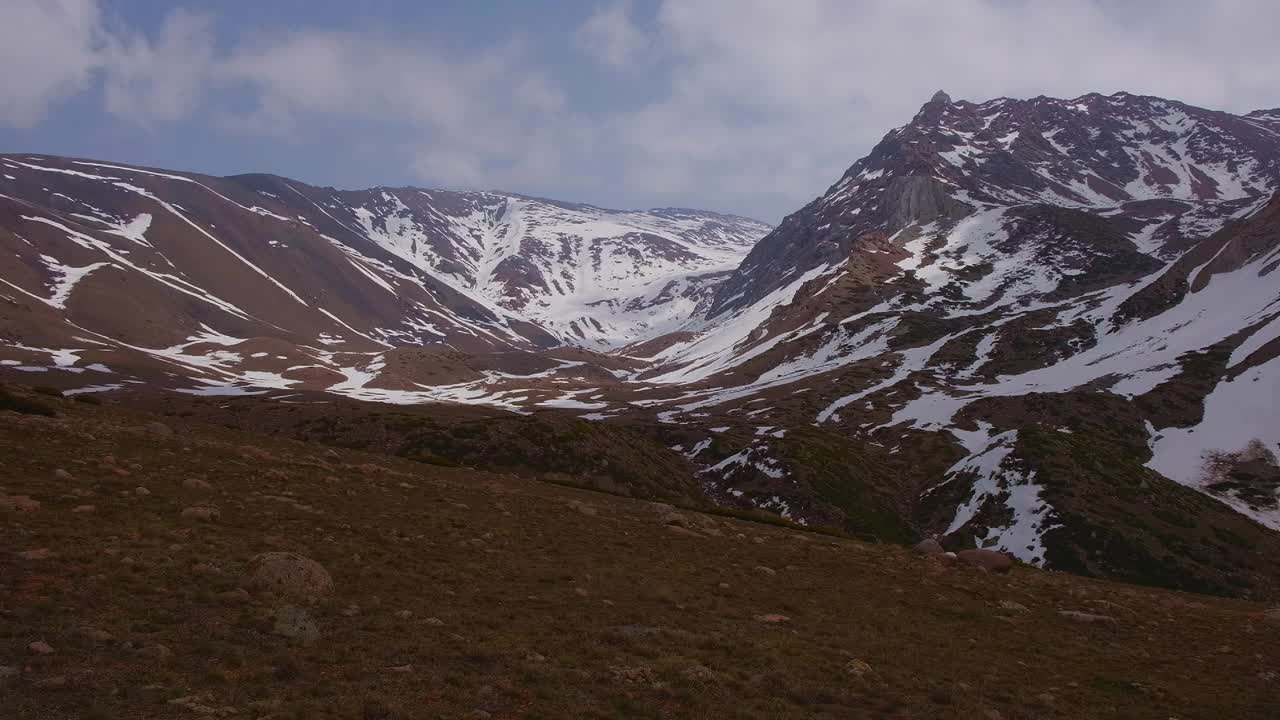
[3, 91, 1279, 598]
[309, 185, 767, 348]
[622, 91, 1280, 584]
[0, 155, 765, 380]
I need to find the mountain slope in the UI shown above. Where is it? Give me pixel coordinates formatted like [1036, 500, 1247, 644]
[0, 155, 766, 396]
[613, 92, 1280, 594]
[3, 91, 1279, 599]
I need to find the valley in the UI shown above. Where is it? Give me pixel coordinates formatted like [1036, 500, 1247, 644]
[3, 90, 1280, 603]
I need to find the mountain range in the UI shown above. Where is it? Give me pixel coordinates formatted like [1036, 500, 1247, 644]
[3, 90, 1279, 598]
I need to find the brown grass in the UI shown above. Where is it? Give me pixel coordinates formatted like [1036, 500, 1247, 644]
[1, 394, 1278, 718]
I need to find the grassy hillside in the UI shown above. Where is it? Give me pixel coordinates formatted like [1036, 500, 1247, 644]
[2, 387, 1279, 719]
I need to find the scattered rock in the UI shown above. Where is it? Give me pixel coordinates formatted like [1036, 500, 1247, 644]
[145, 421, 174, 437]
[215, 588, 250, 604]
[666, 525, 703, 538]
[526, 652, 547, 663]
[243, 552, 334, 597]
[754, 565, 777, 576]
[81, 628, 115, 642]
[181, 506, 220, 522]
[54, 469, 74, 481]
[17, 548, 55, 560]
[998, 600, 1031, 615]
[168, 694, 238, 716]
[138, 643, 173, 660]
[32, 676, 67, 690]
[754, 613, 790, 624]
[424, 617, 445, 626]
[273, 605, 320, 646]
[394, 610, 412, 620]
[28, 640, 55, 655]
[71, 505, 95, 514]
[0, 495, 41, 512]
[134, 486, 151, 497]
[1059, 610, 1117, 624]
[661, 510, 721, 536]
[610, 665, 658, 685]
[956, 549, 1013, 573]
[0, 666, 18, 679]
[1263, 607, 1280, 624]
[845, 659, 874, 677]
[183, 478, 213, 491]
[913, 539, 945, 555]
[567, 500, 598, 517]
[682, 664, 715, 683]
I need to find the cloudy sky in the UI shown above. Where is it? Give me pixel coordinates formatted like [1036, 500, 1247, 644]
[2, 0, 1278, 221]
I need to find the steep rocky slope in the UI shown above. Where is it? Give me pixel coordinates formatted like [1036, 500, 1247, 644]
[610, 92, 1280, 593]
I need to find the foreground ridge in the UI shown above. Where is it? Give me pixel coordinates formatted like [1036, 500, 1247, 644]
[1, 391, 1278, 718]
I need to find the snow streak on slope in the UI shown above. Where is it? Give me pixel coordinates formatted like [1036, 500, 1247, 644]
[933, 426, 1058, 565]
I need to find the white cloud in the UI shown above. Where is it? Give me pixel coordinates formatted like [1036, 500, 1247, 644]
[575, 1, 649, 69]
[101, 9, 217, 124]
[597, 0, 1280, 217]
[2, 0, 1279, 220]
[0, 0, 102, 127]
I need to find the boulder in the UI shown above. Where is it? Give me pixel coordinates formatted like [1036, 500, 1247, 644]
[0, 495, 41, 512]
[754, 613, 790, 624]
[181, 506, 220, 522]
[956, 548, 1013, 573]
[145, 421, 174, 437]
[1058, 610, 1117, 624]
[913, 538, 945, 555]
[845, 659, 874, 677]
[243, 552, 334, 597]
[273, 605, 320, 646]
[660, 510, 721, 536]
[998, 600, 1031, 615]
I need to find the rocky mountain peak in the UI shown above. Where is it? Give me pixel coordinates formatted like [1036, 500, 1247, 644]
[709, 92, 1280, 315]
